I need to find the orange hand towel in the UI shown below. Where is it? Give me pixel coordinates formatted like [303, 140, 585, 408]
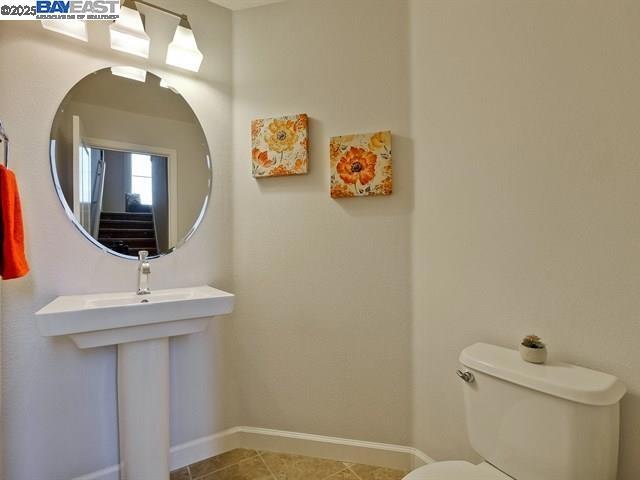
[0, 165, 29, 280]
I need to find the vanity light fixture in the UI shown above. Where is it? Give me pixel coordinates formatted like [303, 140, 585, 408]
[42, 0, 203, 72]
[111, 66, 147, 83]
[41, 19, 89, 42]
[109, 0, 150, 58]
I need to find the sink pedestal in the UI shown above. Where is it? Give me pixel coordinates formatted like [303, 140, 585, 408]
[118, 338, 170, 480]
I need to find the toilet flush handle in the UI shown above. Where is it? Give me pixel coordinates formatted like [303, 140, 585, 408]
[456, 369, 475, 383]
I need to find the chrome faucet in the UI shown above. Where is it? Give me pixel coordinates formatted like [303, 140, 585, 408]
[137, 250, 151, 295]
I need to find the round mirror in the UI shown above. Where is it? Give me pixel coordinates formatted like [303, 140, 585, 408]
[50, 67, 211, 259]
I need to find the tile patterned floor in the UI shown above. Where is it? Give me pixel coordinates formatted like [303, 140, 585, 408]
[170, 448, 408, 480]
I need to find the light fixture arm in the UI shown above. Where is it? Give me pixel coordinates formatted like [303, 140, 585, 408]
[131, 0, 190, 27]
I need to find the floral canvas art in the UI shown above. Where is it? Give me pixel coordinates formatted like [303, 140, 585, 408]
[330, 130, 392, 198]
[251, 113, 308, 177]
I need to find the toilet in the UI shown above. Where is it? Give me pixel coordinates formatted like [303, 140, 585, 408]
[405, 343, 626, 480]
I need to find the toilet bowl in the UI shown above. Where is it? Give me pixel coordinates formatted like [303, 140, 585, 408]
[403, 343, 626, 480]
[404, 461, 511, 480]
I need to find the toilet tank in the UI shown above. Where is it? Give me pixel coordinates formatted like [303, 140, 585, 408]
[459, 343, 626, 480]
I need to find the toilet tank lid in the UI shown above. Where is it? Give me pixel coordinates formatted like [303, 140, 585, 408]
[460, 343, 626, 406]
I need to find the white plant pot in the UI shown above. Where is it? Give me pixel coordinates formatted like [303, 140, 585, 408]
[519, 344, 547, 364]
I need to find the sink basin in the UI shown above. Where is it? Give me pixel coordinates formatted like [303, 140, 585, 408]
[36, 285, 234, 348]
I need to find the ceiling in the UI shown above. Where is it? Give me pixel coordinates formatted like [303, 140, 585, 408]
[208, 0, 287, 10]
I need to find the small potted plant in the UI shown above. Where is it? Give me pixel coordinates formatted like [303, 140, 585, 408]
[519, 335, 547, 364]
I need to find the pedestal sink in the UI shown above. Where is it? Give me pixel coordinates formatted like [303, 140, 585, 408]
[36, 285, 235, 480]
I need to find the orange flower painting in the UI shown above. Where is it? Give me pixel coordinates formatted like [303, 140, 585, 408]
[251, 113, 308, 178]
[330, 130, 392, 198]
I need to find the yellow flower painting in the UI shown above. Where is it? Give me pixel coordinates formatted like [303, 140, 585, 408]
[251, 113, 308, 178]
[330, 130, 392, 198]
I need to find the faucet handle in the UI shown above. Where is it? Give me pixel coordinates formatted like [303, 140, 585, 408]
[138, 250, 149, 261]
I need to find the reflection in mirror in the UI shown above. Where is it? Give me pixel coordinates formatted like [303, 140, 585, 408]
[50, 68, 211, 258]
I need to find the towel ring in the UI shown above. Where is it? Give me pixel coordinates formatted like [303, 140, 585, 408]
[0, 120, 8, 167]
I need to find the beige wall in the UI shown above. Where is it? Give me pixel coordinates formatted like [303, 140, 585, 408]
[233, 0, 640, 477]
[409, 1, 640, 478]
[0, 3, 234, 477]
[231, 0, 413, 444]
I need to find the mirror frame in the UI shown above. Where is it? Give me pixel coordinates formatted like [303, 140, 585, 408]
[49, 67, 213, 260]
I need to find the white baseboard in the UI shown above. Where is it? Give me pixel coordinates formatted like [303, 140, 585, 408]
[170, 427, 242, 471]
[236, 426, 433, 471]
[72, 426, 434, 480]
